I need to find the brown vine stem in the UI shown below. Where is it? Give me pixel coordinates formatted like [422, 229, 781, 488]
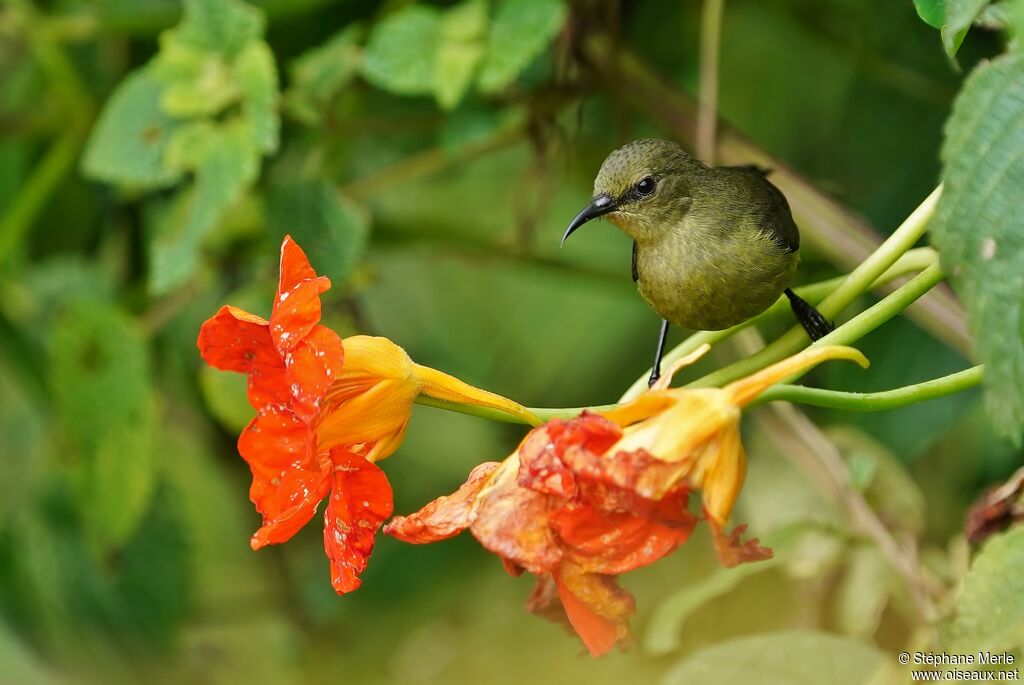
[578, 33, 972, 358]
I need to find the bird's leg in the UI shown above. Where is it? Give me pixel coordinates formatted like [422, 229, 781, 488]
[785, 288, 834, 341]
[648, 319, 671, 387]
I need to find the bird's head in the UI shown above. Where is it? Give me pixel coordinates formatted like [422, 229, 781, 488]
[562, 139, 707, 245]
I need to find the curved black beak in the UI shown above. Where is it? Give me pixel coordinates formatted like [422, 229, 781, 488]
[560, 194, 617, 247]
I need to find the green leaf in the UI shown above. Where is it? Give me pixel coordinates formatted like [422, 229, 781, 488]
[285, 25, 363, 124]
[49, 300, 156, 549]
[644, 547, 787, 655]
[946, 526, 1024, 652]
[199, 366, 252, 433]
[267, 180, 369, 286]
[435, 0, 488, 109]
[150, 119, 260, 293]
[835, 545, 893, 638]
[361, 6, 441, 96]
[941, 0, 991, 57]
[914, 0, 945, 28]
[235, 41, 280, 153]
[155, 41, 240, 118]
[80, 416, 157, 551]
[50, 300, 151, 453]
[663, 630, 885, 685]
[174, 0, 265, 58]
[477, 0, 566, 93]
[81, 70, 183, 189]
[931, 53, 1024, 444]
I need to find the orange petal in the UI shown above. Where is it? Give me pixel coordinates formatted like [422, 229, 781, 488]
[554, 565, 635, 657]
[561, 443, 692, 501]
[270, 276, 330, 354]
[197, 306, 289, 408]
[285, 325, 345, 422]
[238, 404, 311, 475]
[551, 499, 695, 575]
[385, 461, 501, 543]
[323, 449, 394, 594]
[469, 456, 562, 574]
[708, 516, 773, 568]
[277, 235, 319, 293]
[516, 413, 623, 497]
[250, 466, 332, 549]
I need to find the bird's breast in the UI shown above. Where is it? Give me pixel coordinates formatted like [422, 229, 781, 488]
[635, 233, 797, 331]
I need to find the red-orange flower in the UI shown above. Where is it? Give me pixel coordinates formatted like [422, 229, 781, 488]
[197, 235, 392, 593]
[385, 344, 869, 655]
[385, 412, 698, 656]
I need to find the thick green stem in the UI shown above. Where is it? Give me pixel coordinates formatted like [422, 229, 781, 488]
[619, 246, 938, 401]
[755, 365, 983, 411]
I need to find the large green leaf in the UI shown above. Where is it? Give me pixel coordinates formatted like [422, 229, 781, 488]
[361, 6, 441, 96]
[946, 526, 1024, 652]
[81, 71, 183, 189]
[663, 630, 885, 685]
[267, 180, 369, 286]
[477, 0, 566, 93]
[931, 53, 1024, 444]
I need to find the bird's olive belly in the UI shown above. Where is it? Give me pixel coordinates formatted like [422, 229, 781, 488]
[636, 251, 797, 331]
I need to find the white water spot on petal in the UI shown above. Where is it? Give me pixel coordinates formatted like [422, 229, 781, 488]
[279, 291, 290, 302]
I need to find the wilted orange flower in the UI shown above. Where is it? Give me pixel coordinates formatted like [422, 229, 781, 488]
[198, 235, 536, 594]
[385, 345, 868, 654]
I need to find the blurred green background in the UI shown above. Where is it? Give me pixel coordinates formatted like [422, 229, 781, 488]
[1, 0, 1022, 683]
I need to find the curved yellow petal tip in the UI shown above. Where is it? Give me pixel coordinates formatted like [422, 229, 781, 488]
[820, 345, 870, 370]
[727, 344, 870, 406]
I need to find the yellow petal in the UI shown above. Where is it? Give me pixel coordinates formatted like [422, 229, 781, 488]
[699, 425, 747, 527]
[414, 364, 539, 425]
[599, 391, 675, 428]
[725, 345, 869, 407]
[650, 343, 711, 390]
[317, 378, 417, 450]
[612, 390, 737, 464]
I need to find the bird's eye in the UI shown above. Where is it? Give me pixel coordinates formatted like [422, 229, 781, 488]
[636, 176, 656, 196]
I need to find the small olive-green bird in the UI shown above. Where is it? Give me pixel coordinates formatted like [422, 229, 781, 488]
[562, 138, 831, 386]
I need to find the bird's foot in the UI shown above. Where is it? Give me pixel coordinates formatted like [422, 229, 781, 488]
[785, 288, 835, 341]
[647, 370, 661, 388]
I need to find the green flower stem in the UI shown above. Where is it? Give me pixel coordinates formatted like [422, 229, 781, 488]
[680, 186, 942, 392]
[753, 365, 983, 411]
[618, 245, 939, 401]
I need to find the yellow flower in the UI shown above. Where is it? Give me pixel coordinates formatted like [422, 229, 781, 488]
[603, 344, 869, 566]
[317, 335, 539, 462]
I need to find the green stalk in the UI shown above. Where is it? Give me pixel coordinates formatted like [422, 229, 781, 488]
[618, 245, 938, 401]
[681, 186, 942, 391]
[754, 365, 983, 411]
